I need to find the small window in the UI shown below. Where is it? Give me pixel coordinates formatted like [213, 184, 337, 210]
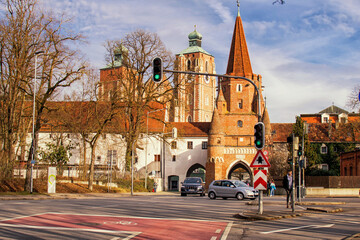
[237, 120, 243, 128]
[202, 141, 208, 149]
[187, 141, 193, 149]
[344, 167, 347, 176]
[187, 115, 192, 122]
[237, 84, 242, 92]
[320, 144, 328, 154]
[171, 141, 177, 149]
[323, 117, 329, 123]
[154, 154, 161, 162]
[172, 155, 176, 162]
[350, 166, 353, 176]
[238, 100, 243, 109]
[96, 156, 101, 163]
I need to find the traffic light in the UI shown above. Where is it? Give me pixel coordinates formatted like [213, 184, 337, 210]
[254, 122, 265, 150]
[152, 57, 163, 83]
[287, 158, 293, 166]
[298, 145, 303, 156]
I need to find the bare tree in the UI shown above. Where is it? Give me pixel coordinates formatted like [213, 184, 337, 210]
[0, 0, 86, 188]
[346, 84, 360, 113]
[103, 29, 175, 172]
[56, 69, 121, 190]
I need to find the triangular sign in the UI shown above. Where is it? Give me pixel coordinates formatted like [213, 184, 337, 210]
[250, 150, 271, 168]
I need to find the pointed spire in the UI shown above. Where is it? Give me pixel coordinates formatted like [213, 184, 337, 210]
[262, 107, 271, 135]
[209, 108, 224, 135]
[226, 8, 253, 77]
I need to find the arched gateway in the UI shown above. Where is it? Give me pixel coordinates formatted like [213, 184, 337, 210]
[227, 160, 253, 185]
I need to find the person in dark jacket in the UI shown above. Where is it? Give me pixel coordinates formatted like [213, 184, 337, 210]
[282, 170, 293, 208]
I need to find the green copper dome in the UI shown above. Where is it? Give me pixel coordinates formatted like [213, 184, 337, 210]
[188, 30, 202, 40]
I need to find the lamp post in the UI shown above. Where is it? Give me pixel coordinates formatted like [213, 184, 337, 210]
[145, 108, 166, 190]
[30, 50, 44, 194]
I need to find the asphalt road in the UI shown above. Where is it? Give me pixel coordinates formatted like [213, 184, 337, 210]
[0, 194, 359, 239]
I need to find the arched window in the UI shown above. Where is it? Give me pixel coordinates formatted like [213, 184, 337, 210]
[187, 115, 192, 122]
[205, 61, 208, 72]
[237, 120, 243, 128]
[187, 60, 191, 70]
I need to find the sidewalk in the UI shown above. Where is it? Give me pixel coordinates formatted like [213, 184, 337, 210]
[234, 196, 345, 221]
[0, 191, 178, 201]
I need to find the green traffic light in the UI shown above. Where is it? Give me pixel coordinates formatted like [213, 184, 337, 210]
[154, 74, 160, 80]
[255, 140, 261, 147]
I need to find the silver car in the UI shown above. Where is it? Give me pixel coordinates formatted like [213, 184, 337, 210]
[208, 180, 259, 200]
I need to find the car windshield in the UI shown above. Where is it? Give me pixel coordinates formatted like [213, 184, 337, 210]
[231, 180, 248, 187]
[184, 178, 202, 183]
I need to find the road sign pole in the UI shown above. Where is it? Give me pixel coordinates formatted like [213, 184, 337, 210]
[259, 190, 263, 214]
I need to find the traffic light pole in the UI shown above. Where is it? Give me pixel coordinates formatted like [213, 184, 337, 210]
[164, 69, 264, 213]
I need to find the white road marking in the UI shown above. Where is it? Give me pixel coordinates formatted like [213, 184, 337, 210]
[260, 224, 334, 234]
[210, 237, 217, 240]
[221, 221, 233, 240]
[215, 229, 221, 233]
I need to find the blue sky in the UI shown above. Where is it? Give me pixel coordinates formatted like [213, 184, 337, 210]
[40, 0, 360, 123]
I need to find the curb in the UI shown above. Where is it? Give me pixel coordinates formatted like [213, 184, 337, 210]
[246, 201, 346, 206]
[306, 207, 343, 213]
[234, 211, 308, 221]
[0, 192, 178, 201]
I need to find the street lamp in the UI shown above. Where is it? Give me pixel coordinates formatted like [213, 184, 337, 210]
[30, 50, 44, 194]
[145, 108, 166, 189]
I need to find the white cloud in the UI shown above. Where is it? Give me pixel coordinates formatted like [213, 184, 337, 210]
[35, 0, 359, 123]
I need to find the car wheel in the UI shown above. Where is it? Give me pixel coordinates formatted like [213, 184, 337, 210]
[181, 193, 187, 196]
[236, 192, 244, 200]
[222, 197, 227, 200]
[208, 191, 216, 199]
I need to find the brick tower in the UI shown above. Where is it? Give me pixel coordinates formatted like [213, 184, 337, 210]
[206, 6, 267, 186]
[172, 27, 216, 122]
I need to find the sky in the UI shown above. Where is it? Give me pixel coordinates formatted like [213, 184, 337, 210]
[39, 0, 360, 123]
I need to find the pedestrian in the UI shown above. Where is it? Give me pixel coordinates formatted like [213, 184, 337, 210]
[282, 170, 293, 208]
[153, 182, 158, 193]
[267, 180, 271, 196]
[270, 180, 276, 197]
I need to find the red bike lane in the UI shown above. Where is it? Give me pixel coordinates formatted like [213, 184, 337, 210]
[0, 213, 231, 239]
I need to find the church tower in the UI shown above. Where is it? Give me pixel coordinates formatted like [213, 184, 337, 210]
[206, 4, 267, 186]
[172, 28, 216, 122]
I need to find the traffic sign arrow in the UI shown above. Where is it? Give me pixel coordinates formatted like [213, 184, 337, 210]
[254, 169, 267, 190]
[250, 150, 271, 168]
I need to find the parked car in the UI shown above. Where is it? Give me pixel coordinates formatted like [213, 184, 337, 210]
[208, 179, 259, 200]
[181, 177, 205, 196]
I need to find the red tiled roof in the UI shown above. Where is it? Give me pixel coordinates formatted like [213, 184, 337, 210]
[270, 123, 293, 143]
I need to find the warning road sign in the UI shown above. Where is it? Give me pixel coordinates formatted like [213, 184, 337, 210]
[250, 150, 271, 168]
[254, 169, 267, 190]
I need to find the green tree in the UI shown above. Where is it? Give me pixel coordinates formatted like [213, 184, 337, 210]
[39, 141, 73, 175]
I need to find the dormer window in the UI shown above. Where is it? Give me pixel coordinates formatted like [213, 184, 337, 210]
[339, 113, 348, 123]
[321, 113, 330, 123]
